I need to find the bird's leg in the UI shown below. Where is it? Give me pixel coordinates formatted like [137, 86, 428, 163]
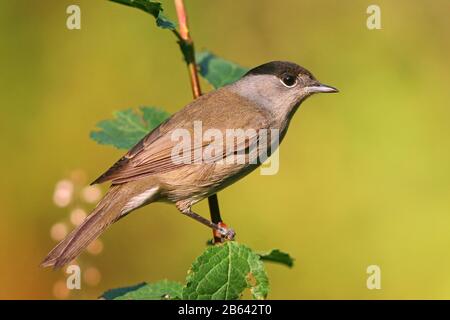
[178, 208, 235, 240]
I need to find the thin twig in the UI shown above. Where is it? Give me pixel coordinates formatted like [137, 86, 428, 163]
[174, 0, 224, 243]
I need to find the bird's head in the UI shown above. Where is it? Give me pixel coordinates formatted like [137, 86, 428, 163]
[231, 61, 338, 119]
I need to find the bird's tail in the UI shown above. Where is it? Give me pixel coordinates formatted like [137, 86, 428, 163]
[41, 185, 125, 269]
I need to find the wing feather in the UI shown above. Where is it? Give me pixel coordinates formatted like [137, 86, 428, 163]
[91, 89, 271, 185]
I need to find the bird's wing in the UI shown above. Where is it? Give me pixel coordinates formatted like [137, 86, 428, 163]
[91, 89, 271, 185]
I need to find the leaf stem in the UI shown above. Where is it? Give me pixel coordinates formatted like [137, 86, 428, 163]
[174, 0, 201, 98]
[174, 0, 224, 243]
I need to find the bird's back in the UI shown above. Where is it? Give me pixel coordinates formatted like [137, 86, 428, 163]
[92, 87, 273, 191]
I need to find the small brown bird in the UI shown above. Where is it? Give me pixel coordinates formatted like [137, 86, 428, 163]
[42, 61, 338, 268]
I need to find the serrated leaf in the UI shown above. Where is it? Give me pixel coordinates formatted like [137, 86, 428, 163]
[109, 0, 176, 30]
[117, 280, 183, 300]
[141, 106, 170, 128]
[183, 241, 269, 300]
[103, 280, 183, 300]
[90, 106, 170, 149]
[258, 249, 295, 268]
[196, 51, 249, 88]
[101, 282, 147, 300]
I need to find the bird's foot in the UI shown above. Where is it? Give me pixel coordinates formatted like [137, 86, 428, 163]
[214, 222, 236, 241]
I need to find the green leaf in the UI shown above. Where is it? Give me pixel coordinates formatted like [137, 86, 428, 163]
[109, 0, 177, 30]
[182, 241, 269, 300]
[90, 106, 170, 149]
[156, 12, 176, 30]
[103, 280, 183, 300]
[196, 51, 249, 88]
[258, 249, 295, 268]
[141, 106, 170, 129]
[101, 282, 147, 300]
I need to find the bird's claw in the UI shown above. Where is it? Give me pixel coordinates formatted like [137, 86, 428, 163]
[215, 222, 236, 241]
[219, 227, 236, 240]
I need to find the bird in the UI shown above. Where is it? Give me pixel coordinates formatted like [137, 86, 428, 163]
[41, 61, 338, 268]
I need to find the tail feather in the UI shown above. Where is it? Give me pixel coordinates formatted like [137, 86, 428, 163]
[41, 186, 123, 269]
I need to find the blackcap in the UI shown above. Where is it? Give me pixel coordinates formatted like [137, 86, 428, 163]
[42, 61, 338, 268]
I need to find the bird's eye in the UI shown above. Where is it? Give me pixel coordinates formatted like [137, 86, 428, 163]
[281, 74, 297, 87]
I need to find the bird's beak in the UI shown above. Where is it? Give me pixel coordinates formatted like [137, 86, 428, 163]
[307, 83, 339, 94]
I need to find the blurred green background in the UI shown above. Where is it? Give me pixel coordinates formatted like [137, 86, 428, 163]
[0, 0, 449, 299]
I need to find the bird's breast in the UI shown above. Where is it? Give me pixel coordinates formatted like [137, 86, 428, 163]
[157, 161, 258, 205]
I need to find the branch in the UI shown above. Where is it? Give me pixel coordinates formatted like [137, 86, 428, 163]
[174, 0, 224, 243]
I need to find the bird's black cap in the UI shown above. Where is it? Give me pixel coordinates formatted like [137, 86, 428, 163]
[244, 61, 315, 80]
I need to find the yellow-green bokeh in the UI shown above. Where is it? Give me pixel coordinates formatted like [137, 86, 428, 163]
[0, 0, 449, 299]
